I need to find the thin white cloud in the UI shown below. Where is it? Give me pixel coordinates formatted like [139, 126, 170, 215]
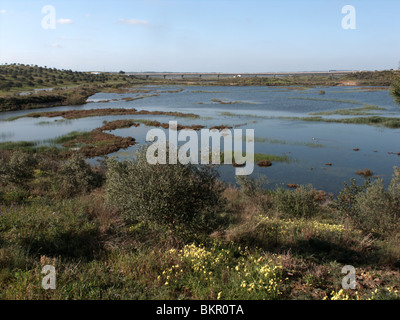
[50, 43, 63, 48]
[57, 18, 73, 25]
[118, 18, 149, 25]
[0, 9, 6, 14]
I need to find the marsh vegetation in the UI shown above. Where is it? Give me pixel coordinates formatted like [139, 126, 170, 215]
[1, 65, 400, 300]
[0, 147, 400, 300]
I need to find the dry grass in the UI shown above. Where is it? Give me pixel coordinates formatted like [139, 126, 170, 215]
[80, 190, 126, 249]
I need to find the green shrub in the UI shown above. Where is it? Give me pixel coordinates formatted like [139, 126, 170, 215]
[1, 187, 30, 204]
[105, 146, 224, 236]
[331, 178, 371, 218]
[273, 185, 318, 219]
[235, 175, 273, 215]
[351, 168, 400, 237]
[0, 151, 37, 187]
[391, 77, 400, 104]
[331, 168, 400, 237]
[236, 175, 268, 198]
[57, 154, 101, 198]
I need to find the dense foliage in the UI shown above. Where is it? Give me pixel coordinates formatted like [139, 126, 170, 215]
[105, 147, 225, 236]
[392, 76, 400, 104]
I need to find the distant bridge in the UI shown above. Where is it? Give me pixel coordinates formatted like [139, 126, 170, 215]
[125, 71, 356, 80]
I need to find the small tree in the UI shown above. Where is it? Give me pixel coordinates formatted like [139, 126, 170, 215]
[273, 185, 319, 219]
[351, 168, 400, 237]
[105, 146, 224, 236]
[57, 154, 100, 197]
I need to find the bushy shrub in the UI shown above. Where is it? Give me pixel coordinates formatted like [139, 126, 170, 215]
[57, 154, 101, 197]
[236, 175, 268, 198]
[235, 175, 273, 216]
[1, 187, 30, 204]
[353, 182, 395, 235]
[332, 178, 371, 218]
[105, 146, 224, 235]
[391, 77, 400, 104]
[273, 185, 319, 219]
[0, 150, 37, 187]
[350, 168, 400, 237]
[332, 168, 400, 237]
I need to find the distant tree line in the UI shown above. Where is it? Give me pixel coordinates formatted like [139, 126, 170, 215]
[0, 63, 128, 92]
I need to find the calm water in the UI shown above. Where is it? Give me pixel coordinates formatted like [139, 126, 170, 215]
[1, 85, 399, 194]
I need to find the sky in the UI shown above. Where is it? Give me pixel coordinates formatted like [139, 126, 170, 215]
[0, 0, 399, 72]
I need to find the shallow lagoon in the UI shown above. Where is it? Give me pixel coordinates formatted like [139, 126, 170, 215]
[1, 85, 399, 194]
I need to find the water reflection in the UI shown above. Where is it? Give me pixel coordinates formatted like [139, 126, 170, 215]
[0, 85, 399, 194]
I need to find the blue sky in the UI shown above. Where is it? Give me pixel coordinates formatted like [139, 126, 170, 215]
[0, 0, 399, 72]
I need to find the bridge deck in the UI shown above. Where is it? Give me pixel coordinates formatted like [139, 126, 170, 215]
[125, 71, 355, 79]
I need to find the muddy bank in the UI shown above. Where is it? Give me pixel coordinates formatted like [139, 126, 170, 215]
[98, 120, 140, 131]
[102, 119, 205, 131]
[0, 86, 99, 112]
[14, 108, 200, 120]
[62, 129, 136, 158]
